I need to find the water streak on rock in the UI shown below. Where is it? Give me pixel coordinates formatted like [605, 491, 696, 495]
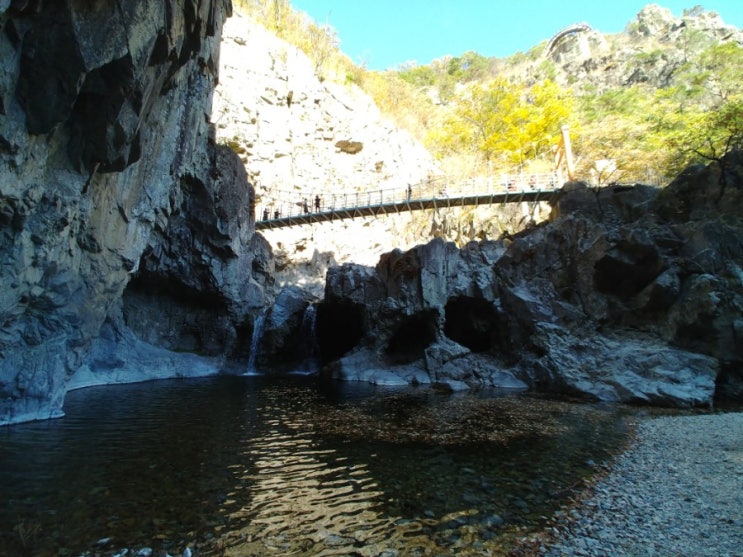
[246, 309, 268, 375]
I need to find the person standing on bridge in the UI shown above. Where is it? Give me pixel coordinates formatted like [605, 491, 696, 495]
[262, 208, 269, 220]
[302, 198, 309, 214]
[314, 195, 321, 211]
[406, 184, 412, 200]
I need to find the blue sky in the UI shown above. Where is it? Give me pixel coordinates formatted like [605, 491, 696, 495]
[291, 1, 743, 70]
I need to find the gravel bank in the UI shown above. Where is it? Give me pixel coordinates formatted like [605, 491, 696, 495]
[541, 412, 743, 557]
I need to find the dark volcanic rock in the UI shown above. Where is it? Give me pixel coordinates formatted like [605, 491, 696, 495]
[125, 143, 269, 359]
[0, 1, 278, 425]
[322, 152, 743, 406]
[256, 285, 313, 368]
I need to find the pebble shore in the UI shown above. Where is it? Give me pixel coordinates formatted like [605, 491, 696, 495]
[540, 412, 743, 557]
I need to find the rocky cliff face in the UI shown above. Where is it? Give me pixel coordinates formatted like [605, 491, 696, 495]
[319, 151, 743, 406]
[213, 11, 441, 290]
[0, 0, 275, 425]
[535, 4, 743, 95]
[214, 10, 437, 205]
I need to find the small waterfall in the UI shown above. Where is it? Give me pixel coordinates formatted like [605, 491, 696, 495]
[245, 308, 268, 376]
[293, 303, 320, 375]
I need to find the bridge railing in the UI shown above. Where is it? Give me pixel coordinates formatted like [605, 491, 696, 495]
[258, 172, 562, 222]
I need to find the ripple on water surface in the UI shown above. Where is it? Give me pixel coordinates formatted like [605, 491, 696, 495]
[0, 375, 631, 556]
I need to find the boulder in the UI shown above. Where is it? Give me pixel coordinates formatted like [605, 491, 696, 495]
[634, 4, 677, 37]
[526, 324, 718, 406]
[325, 263, 386, 305]
[329, 347, 428, 387]
[258, 286, 315, 367]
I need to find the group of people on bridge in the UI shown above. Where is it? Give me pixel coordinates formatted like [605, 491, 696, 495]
[258, 171, 562, 222]
[262, 194, 323, 221]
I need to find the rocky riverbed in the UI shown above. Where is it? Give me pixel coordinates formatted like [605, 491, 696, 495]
[535, 411, 743, 557]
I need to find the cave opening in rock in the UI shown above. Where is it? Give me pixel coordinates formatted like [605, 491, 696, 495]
[673, 312, 716, 355]
[714, 361, 743, 404]
[385, 310, 438, 364]
[316, 301, 364, 362]
[444, 296, 502, 352]
[123, 273, 231, 356]
[232, 318, 258, 362]
[594, 245, 664, 297]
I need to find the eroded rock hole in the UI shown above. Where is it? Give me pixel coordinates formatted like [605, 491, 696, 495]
[594, 244, 664, 297]
[444, 296, 501, 352]
[385, 310, 438, 364]
[123, 273, 231, 356]
[316, 302, 364, 361]
[715, 361, 743, 403]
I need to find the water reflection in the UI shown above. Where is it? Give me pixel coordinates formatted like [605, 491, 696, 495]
[218, 384, 397, 555]
[0, 376, 630, 556]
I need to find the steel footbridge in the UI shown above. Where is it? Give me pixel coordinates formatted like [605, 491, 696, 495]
[255, 173, 563, 230]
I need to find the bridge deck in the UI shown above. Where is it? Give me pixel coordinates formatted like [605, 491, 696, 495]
[255, 173, 560, 230]
[256, 191, 561, 230]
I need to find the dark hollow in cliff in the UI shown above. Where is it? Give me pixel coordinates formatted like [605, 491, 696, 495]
[123, 274, 233, 356]
[232, 319, 257, 362]
[68, 55, 142, 172]
[316, 302, 364, 362]
[715, 361, 743, 403]
[593, 243, 665, 297]
[444, 296, 504, 353]
[385, 310, 438, 364]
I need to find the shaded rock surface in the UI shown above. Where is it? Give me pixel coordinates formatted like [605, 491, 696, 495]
[255, 285, 314, 369]
[0, 0, 277, 425]
[320, 151, 743, 406]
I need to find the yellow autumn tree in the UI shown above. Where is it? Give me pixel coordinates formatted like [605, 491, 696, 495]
[435, 78, 572, 170]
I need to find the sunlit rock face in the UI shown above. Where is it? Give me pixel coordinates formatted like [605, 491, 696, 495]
[0, 1, 277, 425]
[322, 152, 743, 406]
[213, 10, 441, 291]
[214, 10, 437, 203]
[540, 5, 743, 95]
